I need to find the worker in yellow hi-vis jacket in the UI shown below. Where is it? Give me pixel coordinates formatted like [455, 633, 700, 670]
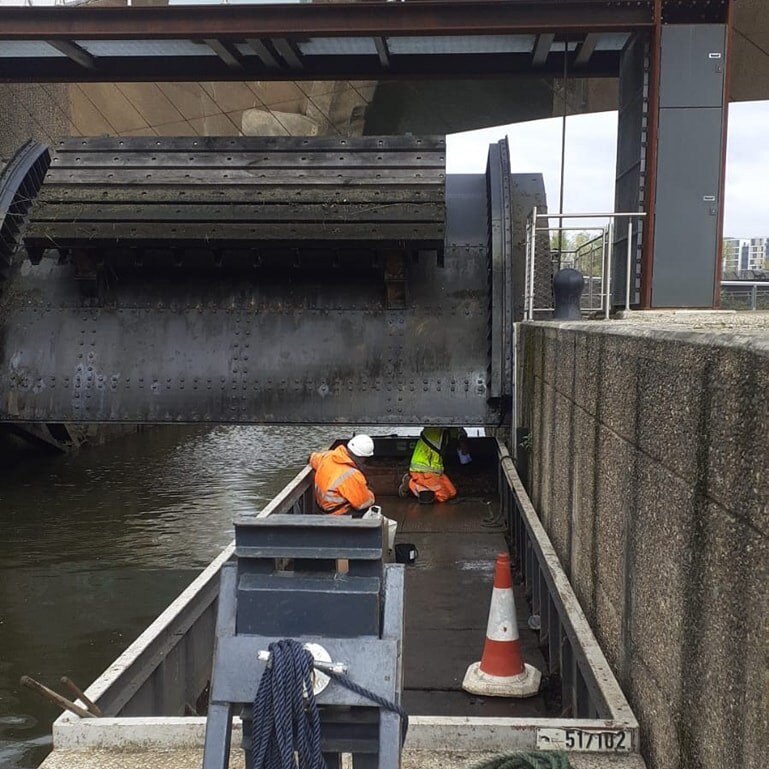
[398, 427, 470, 503]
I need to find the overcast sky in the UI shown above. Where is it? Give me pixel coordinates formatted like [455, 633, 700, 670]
[447, 100, 769, 238]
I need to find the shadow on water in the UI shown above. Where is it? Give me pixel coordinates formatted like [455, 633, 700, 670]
[0, 424, 347, 769]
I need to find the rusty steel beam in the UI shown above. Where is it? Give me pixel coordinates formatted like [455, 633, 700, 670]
[0, 1, 654, 40]
[713, 0, 735, 308]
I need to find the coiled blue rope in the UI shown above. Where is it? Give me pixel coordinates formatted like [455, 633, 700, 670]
[251, 640, 325, 769]
[251, 639, 408, 769]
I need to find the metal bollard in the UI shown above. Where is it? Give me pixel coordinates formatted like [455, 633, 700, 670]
[553, 268, 585, 320]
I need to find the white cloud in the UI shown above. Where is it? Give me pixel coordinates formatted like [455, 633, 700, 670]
[448, 102, 769, 239]
[447, 111, 618, 227]
[724, 100, 769, 237]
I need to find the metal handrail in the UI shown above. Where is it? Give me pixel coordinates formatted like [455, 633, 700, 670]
[719, 280, 769, 311]
[525, 209, 646, 320]
[535, 212, 645, 220]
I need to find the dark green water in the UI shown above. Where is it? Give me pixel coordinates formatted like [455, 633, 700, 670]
[0, 425, 340, 769]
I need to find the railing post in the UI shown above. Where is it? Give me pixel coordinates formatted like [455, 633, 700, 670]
[529, 207, 538, 321]
[625, 218, 634, 311]
[605, 219, 614, 319]
[752, 283, 758, 311]
[599, 227, 607, 315]
[524, 217, 532, 321]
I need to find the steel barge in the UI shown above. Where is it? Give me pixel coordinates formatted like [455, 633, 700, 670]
[39, 436, 644, 768]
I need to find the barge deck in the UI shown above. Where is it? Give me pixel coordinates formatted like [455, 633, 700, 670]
[388, 494, 547, 718]
[38, 437, 644, 769]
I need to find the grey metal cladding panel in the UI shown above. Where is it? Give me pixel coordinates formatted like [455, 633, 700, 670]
[660, 25, 725, 109]
[0, 303, 493, 424]
[236, 574, 381, 637]
[510, 173, 549, 320]
[212, 636, 396, 706]
[652, 108, 721, 308]
[445, 174, 488, 247]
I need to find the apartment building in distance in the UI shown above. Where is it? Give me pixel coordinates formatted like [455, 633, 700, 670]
[723, 237, 769, 274]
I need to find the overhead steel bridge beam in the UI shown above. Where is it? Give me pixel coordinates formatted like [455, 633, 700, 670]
[0, 1, 655, 39]
[0, 0, 662, 81]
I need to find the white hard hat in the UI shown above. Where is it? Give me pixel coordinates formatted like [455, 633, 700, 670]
[347, 434, 374, 458]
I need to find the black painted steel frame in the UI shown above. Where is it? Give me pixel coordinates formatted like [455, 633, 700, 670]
[0, 0, 659, 82]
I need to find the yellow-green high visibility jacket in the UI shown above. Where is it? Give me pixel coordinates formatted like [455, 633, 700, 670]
[409, 428, 450, 474]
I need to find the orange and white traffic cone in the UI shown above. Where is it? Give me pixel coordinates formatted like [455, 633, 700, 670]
[462, 552, 541, 697]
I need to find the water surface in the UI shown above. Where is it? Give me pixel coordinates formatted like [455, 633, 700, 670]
[0, 424, 340, 768]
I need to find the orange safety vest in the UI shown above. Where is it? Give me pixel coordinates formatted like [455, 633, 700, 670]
[309, 445, 375, 515]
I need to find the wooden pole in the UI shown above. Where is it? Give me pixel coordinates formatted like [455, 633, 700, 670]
[20, 676, 97, 719]
[60, 676, 103, 717]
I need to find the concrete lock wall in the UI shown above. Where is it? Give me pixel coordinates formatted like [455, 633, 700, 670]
[518, 321, 769, 769]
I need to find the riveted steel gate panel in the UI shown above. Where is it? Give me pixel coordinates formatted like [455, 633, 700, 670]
[0, 136, 522, 425]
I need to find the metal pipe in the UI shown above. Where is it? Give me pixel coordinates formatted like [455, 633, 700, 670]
[597, 232, 605, 310]
[536, 227, 607, 233]
[588, 237, 595, 310]
[536, 212, 647, 220]
[605, 219, 614, 319]
[572, 233, 606, 248]
[625, 218, 633, 311]
[524, 218, 532, 321]
[529, 206, 538, 320]
[557, 33, 568, 265]
[512, 322, 518, 441]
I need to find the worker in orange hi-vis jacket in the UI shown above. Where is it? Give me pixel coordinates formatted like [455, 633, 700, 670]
[309, 434, 376, 516]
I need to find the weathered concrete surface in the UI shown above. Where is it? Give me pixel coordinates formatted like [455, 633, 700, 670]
[519, 317, 769, 769]
[39, 747, 647, 769]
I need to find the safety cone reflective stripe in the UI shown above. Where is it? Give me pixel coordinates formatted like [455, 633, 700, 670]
[462, 552, 542, 698]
